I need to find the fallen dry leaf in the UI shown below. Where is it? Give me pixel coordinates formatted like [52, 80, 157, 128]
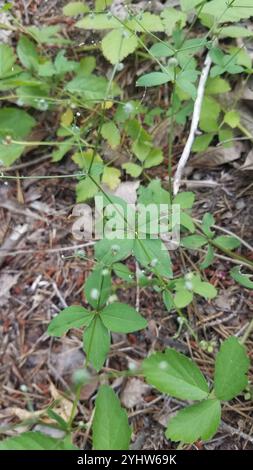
[190, 142, 243, 168]
[240, 149, 253, 171]
[0, 273, 20, 307]
[121, 378, 150, 409]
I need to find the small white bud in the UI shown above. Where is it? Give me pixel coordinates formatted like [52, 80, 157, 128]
[90, 288, 99, 300]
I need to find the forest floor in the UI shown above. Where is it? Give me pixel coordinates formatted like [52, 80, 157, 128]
[0, 0, 253, 450]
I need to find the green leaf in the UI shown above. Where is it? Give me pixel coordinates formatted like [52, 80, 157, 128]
[76, 164, 103, 202]
[84, 266, 112, 310]
[219, 26, 253, 38]
[200, 96, 221, 132]
[166, 400, 221, 444]
[76, 13, 121, 29]
[0, 107, 36, 166]
[143, 349, 209, 400]
[192, 133, 214, 152]
[173, 191, 195, 209]
[83, 316, 110, 371]
[126, 13, 164, 33]
[101, 121, 120, 149]
[192, 280, 217, 299]
[95, 239, 134, 265]
[92, 385, 131, 450]
[52, 139, 74, 162]
[63, 1, 89, 16]
[201, 0, 253, 24]
[200, 245, 214, 269]
[17, 36, 39, 70]
[230, 266, 253, 289]
[181, 235, 207, 249]
[143, 148, 163, 168]
[214, 235, 241, 250]
[54, 51, 77, 75]
[202, 212, 215, 238]
[180, 212, 195, 233]
[163, 290, 174, 312]
[174, 289, 193, 308]
[0, 44, 16, 78]
[113, 263, 133, 282]
[136, 72, 171, 87]
[102, 29, 138, 65]
[205, 77, 231, 95]
[0, 432, 76, 450]
[149, 43, 174, 58]
[65, 74, 120, 103]
[224, 110, 240, 129]
[26, 25, 70, 46]
[214, 337, 250, 401]
[122, 162, 143, 178]
[101, 302, 147, 333]
[102, 166, 121, 190]
[47, 306, 93, 337]
[161, 8, 187, 36]
[181, 0, 203, 11]
[133, 238, 173, 278]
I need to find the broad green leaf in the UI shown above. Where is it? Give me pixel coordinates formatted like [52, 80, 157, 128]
[133, 238, 173, 278]
[166, 399, 221, 444]
[113, 263, 134, 282]
[214, 235, 241, 250]
[76, 163, 103, 202]
[173, 191, 195, 209]
[92, 385, 131, 450]
[224, 110, 240, 128]
[0, 107, 36, 166]
[192, 133, 213, 152]
[0, 107, 36, 139]
[181, 235, 207, 249]
[149, 42, 174, 58]
[122, 162, 143, 178]
[101, 121, 120, 149]
[192, 280, 217, 299]
[200, 96, 221, 132]
[47, 306, 93, 337]
[0, 432, 76, 450]
[180, 212, 195, 233]
[205, 77, 231, 95]
[95, 0, 113, 10]
[65, 74, 120, 102]
[83, 316, 110, 371]
[181, 0, 203, 10]
[102, 166, 121, 190]
[17, 36, 39, 70]
[102, 29, 138, 65]
[214, 337, 250, 401]
[76, 13, 120, 29]
[219, 128, 234, 148]
[143, 349, 209, 400]
[143, 148, 163, 168]
[201, 212, 215, 238]
[101, 302, 147, 333]
[95, 239, 134, 264]
[174, 289, 193, 308]
[52, 139, 74, 162]
[0, 44, 16, 77]
[84, 266, 112, 309]
[63, 2, 88, 16]
[54, 51, 77, 75]
[163, 290, 174, 312]
[201, 0, 253, 24]
[161, 8, 187, 36]
[200, 245, 214, 269]
[219, 26, 253, 38]
[230, 266, 253, 289]
[136, 72, 171, 87]
[126, 13, 164, 33]
[26, 25, 70, 46]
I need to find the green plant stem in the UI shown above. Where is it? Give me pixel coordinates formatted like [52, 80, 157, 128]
[68, 385, 82, 430]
